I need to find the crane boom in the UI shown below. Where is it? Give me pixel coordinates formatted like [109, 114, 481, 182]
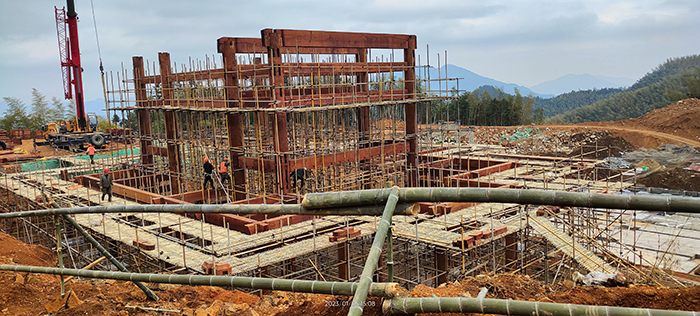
[55, 0, 87, 132]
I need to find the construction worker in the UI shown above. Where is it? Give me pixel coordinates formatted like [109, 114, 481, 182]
[203, 157, 214, 190]
[100, 168, 113, 202]
[87, 144, 96, 164]
[290, 167, 313, 190]
[219, 157, 230, 187]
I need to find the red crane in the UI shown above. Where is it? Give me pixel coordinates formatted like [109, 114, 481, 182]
[55, 0, 88, 132]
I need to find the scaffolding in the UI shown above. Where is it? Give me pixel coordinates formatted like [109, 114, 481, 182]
[0, 28, 698, 304]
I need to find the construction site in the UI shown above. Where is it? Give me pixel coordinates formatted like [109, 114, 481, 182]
[1, 25, 700, 316]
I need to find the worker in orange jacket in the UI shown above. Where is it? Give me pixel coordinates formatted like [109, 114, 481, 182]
[87, 144, 96, 164]
[219, 157, 230, 187]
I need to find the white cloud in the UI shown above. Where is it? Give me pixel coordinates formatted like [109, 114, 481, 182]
[0, 0, 699, 102]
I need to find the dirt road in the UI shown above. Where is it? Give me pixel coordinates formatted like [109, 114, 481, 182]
[544, 124, 700, 148]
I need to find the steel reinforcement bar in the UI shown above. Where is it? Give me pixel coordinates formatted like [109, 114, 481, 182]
[301, 187, 700, 213]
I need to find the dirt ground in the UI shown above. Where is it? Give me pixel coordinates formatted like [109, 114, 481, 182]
[0, 232, 699, 315]
[637, 167, 700, 191]
[548, 98, 700, 149]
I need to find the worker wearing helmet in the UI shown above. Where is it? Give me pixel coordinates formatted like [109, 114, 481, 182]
[87, 144, 96, 164]
[203, 157, 214, 190]
[219, 157, 230, 188]
[100, 168, 113, 202]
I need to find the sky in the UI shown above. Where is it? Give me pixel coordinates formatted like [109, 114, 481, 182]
[1, 0, 699, 113]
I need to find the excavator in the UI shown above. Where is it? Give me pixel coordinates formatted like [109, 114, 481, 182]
[37, 0, 110, 152]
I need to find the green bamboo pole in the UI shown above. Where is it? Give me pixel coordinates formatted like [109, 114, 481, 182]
[0, 203, 419, 219]
[387, 224, 394, 283]
[301, 188, 700, 214]
[59, 211, 159, 301]
[348, 186, 400, 316]
[53, 215, 65, 298]
[383, 297, 699, 316]
[0, 264, 403, 297]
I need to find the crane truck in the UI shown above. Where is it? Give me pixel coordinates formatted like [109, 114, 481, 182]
[36, 0, 111, 152]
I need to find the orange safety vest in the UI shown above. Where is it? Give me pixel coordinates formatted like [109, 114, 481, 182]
[219, 161, 228, 173]
[87, 147, 95, 155]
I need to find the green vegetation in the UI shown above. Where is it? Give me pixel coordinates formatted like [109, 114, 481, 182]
[533, 88, 624, 117]
[548, 55, 700, 123]
[1, 89, 78, 133]
[419, 87, 537, 126]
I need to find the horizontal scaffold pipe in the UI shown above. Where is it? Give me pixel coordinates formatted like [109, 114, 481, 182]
[0, 264, 404, 297]
[0, 203, 420, 219]
[383, 297, 699, 316]
[301, 187, 700, 213]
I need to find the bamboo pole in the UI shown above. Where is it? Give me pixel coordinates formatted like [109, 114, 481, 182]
[382, 297, 698, 316]
[301, 188, 700, 213]
[53, 215, 65, 298]
[348, 186, 400, 316]
[0, 203, 420, 218]
[0, 264, 403, 298]
[58, 210, 159, 301]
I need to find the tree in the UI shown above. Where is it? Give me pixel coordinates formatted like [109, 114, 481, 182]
[112, 113, 121, 126]
[0, 97, 30, 131]
[49, 97, 66, 122]
[65, 99, 76, 121]
[521, 95, 534, 125]
[97, 115, 111, 131]
[29, 88, 50, 129]
[685, 76, 700, 98]
[533, 108, 544, 124]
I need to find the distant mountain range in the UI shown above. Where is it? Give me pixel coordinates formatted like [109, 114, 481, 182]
[549, 54, 700, 123]
[530, 73, 635, 95]
[424, 65, 554, 98]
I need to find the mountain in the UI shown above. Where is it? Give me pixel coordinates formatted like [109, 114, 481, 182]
[84, 98, 111, 117]
[549, 55, 700, 123]
[423, 64, 554, 98]
[533, 88, 625, 117]
[530, 73, 635, 95]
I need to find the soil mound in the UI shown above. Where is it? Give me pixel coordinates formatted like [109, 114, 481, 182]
[0, 231, 55, 266]
[621, 98, 700, 141]
[637, 167, 700, 191]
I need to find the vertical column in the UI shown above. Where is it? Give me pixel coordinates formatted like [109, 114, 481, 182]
[262, 29, 290, 194]
[338, 241, 349, 280]
[254, 57, 269, 129]
[435, 249, 447, 286]
[505, 232, 518, 271]
[218, 38, 246, 201]
[404, 36, 418, 187]
[356, 49, 371, 189]
[158, 52, 181, 195]
[132, 56, 153, 166]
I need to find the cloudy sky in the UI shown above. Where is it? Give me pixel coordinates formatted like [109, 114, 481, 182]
[1, 0, 699, 110]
